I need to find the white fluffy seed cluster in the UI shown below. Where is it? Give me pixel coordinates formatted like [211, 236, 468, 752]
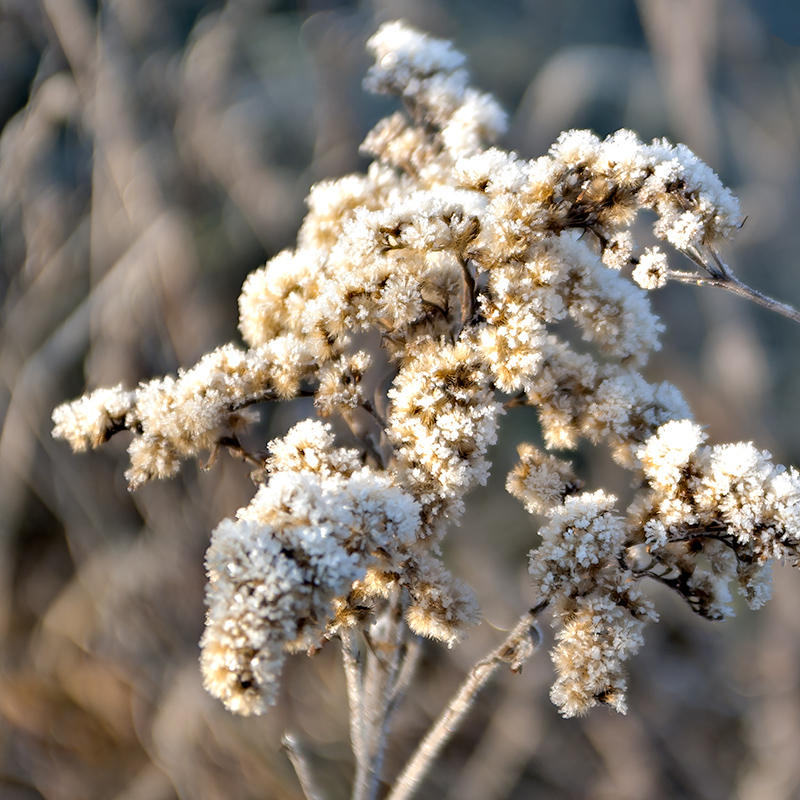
[516, 485, 657, 716]
[52, 21, 800, 718]
[629, 420, 800, 613]
[387, 339, 500, 532]
[202, 420, 421, 714]
[52, 343, 314, 488]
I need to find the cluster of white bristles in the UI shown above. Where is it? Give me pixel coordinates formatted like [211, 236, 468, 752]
[53, 21, 800, 718]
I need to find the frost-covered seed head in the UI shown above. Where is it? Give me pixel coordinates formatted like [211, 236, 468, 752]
[52, 20, 799, 721]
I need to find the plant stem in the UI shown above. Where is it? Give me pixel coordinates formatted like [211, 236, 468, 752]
[345, 598, 408, 800]
[666, 248, 800, 326]
[387, 636, 423, 716]
[282, 732, 327, 800]
[341, 630, 369, 800]
[386, 607, 544, 800]
[366, 601, 408, 800]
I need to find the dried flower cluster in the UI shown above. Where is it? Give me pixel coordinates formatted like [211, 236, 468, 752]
[53, 21, 800, 721]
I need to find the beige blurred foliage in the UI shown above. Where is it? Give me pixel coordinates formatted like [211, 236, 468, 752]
[2, 0, 800, 798]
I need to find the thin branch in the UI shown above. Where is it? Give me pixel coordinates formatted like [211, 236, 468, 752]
[666, 248, 800, 326]
[361, 398, 388, 430]
[92, 386, 298, 445]
[386, 606, 545, 800]
[503, 391, 527, 410]
[227, 386, 315, 413]
[638, 570, 724, 620]
[387, 636, 423, 716]
[710, 271, 800, 325]
[282, 732, 328, 800]
[664, 269, 717, 286]
[212, 435, 265, 470]
[99, 415, 131, 443]
[420, 297, 451, 329]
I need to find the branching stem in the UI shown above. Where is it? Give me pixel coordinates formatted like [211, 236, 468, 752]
[212, 435, 265, 470]
[386, 606, 545, 800]
[667, 247, 800, 326]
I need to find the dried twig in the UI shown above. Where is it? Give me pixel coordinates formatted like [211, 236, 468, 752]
[667, 246, 800, 326]
[666, 269, 800, 325]
[386, 606, 545, 800]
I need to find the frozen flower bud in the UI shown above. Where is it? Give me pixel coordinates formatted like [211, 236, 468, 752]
[200, 518, 304, 715]
[637, 419, 706, 490]
[53, 345, 292, 488]
[52, 384, 134, 451]
[549, 129, 602, 166]
[388, 339, 500, 530]
[549, 591, 650, 717]
[404, 551, 479, 645]
[601, 230, 634, 271]
[440, 88, 507, 155]
[506, 444, 579, 515]
[365, 21, 466, 94]
[265, 419, 356, 477]
[630, 419, 800, 619]
[315, 351, 371, 417]
[529, 490, 624, 598]
[632, 247, 669, 290]
[528, 491, 657, 716]
[202, 424, 420, 714]
[554, 233, 663, 365]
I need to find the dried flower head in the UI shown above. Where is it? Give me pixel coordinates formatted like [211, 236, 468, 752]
[53, 20, 800, 722]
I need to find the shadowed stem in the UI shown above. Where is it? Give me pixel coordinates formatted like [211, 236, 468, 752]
[458, 254, 477, 326]
[282, 732, 327, 800]
[386, 606, 545, 800]
[343, 595, 412, 800]
[365, 600, 409, 799]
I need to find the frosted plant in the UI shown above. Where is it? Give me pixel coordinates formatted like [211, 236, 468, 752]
[52, 20, 800, 800]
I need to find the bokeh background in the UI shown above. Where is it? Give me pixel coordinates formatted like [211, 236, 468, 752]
[3, 1, 800, 798]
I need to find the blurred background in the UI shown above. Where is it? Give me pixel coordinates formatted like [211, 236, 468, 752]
[2, 0, 800, 798]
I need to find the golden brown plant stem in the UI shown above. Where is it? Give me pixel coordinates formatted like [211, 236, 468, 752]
[210, 435, 265, 470]
[386, 607, 545, 800]
[282, 732, 327, 800]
